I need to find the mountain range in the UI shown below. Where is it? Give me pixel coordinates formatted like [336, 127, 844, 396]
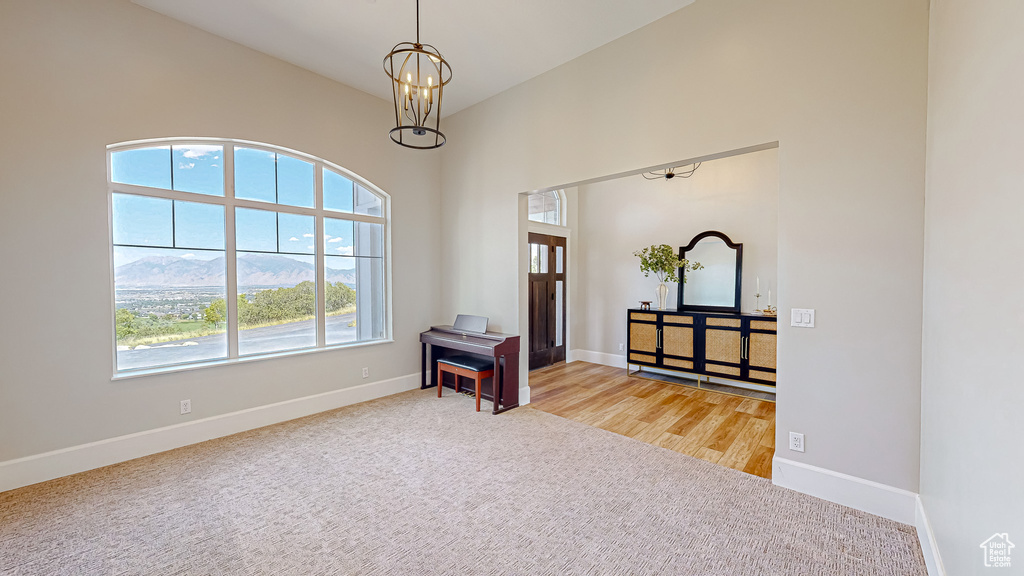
[115, 253, 356, 288]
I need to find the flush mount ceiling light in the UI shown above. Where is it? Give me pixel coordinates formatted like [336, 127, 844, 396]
[642, 162, 701, 180]
[383, 0, 452, 150]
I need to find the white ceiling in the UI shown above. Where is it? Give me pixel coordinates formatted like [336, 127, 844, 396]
[133, 0, 695, 115]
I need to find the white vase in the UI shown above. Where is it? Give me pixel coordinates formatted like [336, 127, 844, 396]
[656, 283, 669, 310]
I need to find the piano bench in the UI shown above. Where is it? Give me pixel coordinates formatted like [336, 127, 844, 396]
[437, 355, 495, 412]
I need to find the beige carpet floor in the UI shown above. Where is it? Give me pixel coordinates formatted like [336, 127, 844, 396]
[0, 389, 926, 575]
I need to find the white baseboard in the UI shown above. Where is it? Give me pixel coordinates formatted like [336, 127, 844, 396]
[772, 456, 917, 524]
[519, 386, 531, 406]
[568, 349, 627, 368]
[916, 495, 946, 576]
[0, 373, 420, 493]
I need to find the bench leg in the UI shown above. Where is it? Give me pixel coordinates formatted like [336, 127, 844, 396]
[475, 375, 481, 412]
[437, 365, 443, 398]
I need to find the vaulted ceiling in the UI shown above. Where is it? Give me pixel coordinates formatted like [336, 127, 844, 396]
[134, 0, 696, 114]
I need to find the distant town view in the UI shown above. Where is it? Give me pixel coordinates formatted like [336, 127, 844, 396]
[114, 252, 360, 370]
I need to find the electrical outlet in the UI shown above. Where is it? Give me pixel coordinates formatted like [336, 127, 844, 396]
[362, 367, 369, 378]
[618, 343, 624, 351]
[789, 431, 805, 452]
[180, 399, 191, 415]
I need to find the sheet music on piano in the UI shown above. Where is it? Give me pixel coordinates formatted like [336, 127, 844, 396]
[452, 314, 488, 334]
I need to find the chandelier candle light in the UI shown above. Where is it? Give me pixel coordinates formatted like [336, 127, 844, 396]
[383, 0, 452, 149]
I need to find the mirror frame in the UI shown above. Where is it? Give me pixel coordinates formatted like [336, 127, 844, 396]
[677, 230, 743, 314]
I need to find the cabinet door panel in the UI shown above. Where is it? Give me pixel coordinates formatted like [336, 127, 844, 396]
[748, 332, 777, 370]
[664, 358, 694, 370]
[705, 363, 741, 376]
[705, 328, 742, 364]
[662, 314, 693, 325]
[662, 325, 693, 358]
[707, 317, 742, 328]
[629, 322, 658, 354]
[629, 352, 657, 364]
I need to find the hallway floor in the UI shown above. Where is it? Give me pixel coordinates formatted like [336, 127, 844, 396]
[527, 361, 775, 479]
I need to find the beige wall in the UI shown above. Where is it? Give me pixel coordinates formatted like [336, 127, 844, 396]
[441, 0, 928, 491]
[574, 149, 779, 355]
[0, 0, 442, 461]
[922, 0, 1024, 572]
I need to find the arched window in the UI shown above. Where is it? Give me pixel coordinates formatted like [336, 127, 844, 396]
[527, 190, 563, 225]
[108, 139, 389, 373]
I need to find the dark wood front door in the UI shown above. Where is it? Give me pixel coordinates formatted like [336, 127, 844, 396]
[528, 233, 566, 370]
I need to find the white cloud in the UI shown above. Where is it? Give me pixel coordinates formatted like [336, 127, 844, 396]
[328, 237, 344, 243]
[181, 253, 196, 259]
[177, 162, 195, 170]
[180, 145, 220, 159]
[335, 245, 354, 255]
[289, 236, 299, 241]
[303, 233, 315, 238]
[307, 245, 315, 251]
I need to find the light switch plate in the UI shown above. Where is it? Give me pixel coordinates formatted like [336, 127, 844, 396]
[791, 308, 815, 327]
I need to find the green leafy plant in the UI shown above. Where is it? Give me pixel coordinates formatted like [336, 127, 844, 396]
[633, 244, 702, 283]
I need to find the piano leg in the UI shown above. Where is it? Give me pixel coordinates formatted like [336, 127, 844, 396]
[421, 342, 430, 390]
[492, 357, 501, 414]
[491, 353, 520, 415]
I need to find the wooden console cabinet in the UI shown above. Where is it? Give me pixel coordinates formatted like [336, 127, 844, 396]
[627, 309, 776, 386]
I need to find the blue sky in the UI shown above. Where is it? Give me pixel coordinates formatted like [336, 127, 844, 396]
[111, 145, 372, 267]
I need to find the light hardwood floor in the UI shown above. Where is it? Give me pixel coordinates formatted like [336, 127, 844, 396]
[526, 361, 775, 479]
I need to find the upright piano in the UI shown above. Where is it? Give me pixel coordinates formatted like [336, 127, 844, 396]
[420, 325, 520, 414]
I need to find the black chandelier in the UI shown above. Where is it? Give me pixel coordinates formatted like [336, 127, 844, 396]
[642, 162, 701, 180]
[383, 0, 452, 150]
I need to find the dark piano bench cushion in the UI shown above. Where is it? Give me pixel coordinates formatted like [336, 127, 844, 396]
[438, 354, 494, 372]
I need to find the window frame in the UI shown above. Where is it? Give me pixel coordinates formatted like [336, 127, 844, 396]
[107, 137, 392, 377]
[527, 189, 565, 226]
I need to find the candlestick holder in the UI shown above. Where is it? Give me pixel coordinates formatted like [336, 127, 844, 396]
[751, 293, 764, 315]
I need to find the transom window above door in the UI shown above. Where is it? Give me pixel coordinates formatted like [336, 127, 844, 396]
[527, 190, 563, 225]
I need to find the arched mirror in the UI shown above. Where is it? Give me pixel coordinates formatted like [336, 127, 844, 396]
[677, 231, 743, 313]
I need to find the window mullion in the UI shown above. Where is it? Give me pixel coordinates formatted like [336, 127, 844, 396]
[315, 166, 326, 348]
[224, 145, 239, 359]
[109, 183, 221, 204]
